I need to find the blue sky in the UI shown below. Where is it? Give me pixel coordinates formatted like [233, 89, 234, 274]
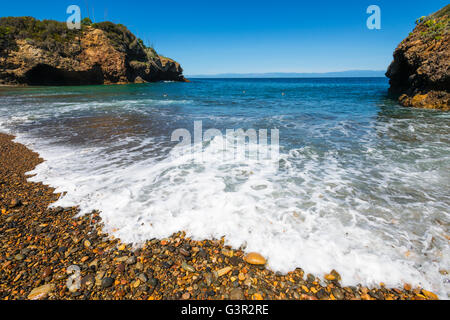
[1, 0, 448, 74]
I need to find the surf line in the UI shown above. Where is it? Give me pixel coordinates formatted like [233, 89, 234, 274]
[171, 120, 280, 165]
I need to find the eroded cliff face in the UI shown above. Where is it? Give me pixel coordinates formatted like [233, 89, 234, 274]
[0, 18, 186, 86]
[386, 5, 449, 111]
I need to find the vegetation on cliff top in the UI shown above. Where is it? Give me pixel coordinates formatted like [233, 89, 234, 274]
[0, 17, 80, 54]
[414, 4, 449, 41]
[388, 4, 449, 110]
[429, 4, 450, 20]
[0, 16, 158, 59]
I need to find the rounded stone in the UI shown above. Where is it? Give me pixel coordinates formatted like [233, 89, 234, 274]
[182, 292, 190, 300]
[101, 277, 114, 289]
[126, 256, 137, 265]
[230, 288, 244, 300]
[243, 253, 266, 265]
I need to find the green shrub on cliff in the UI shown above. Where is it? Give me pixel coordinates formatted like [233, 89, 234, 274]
[421, 19, 449, 40]
[0, 17, 82, 55]
[0, 17, 161, 61]
[429, 4, 450, 20]
[416, 16, 426, 25]
[415, 5, 450, 41]
[0, 25, 16, 52]
[81, 18, 92, 26]
[0, 17, 81, 42]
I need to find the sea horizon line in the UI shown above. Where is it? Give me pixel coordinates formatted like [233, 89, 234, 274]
[185, 70, 387, 79]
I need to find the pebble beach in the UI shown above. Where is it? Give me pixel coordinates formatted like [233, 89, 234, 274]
[0, 133, 440, 300]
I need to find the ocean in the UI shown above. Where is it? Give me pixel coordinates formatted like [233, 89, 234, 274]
[0, 78, 449, 298]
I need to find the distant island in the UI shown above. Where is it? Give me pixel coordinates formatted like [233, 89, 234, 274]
[187, 70, 386, 78]
[0, 17, 187, 86]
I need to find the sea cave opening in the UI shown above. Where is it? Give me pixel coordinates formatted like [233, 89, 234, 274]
[24, 64, 104, 86]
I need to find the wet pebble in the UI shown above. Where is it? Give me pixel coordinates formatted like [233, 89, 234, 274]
[126, 256, 137, 265]
[230, 288, 244, 300]
[101, 277, 114, 289]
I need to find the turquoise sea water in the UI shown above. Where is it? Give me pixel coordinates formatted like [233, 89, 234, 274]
[0, 78, 449, 297]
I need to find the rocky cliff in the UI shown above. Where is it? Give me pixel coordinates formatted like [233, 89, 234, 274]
[0, 17, 186, 86]
[386, 5, 449, 111]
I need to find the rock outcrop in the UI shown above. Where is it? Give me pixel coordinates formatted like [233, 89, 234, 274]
[386, 5, 449, 111]
[0, 17, 186, 86]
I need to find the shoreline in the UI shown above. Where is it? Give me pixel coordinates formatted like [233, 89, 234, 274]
[0, 132, 439, 300]
[0, 80, 189, 88]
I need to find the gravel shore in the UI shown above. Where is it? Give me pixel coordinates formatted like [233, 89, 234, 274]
[0, 133, 439, 300]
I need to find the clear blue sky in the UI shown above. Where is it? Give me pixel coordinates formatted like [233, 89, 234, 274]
[1, 0, 448, 74]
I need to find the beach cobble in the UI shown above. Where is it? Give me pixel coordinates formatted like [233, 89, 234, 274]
[0, 133, 439, 300]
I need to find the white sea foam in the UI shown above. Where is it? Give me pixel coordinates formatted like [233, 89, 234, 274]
[1, 89, 449, 299]
[9, 128, 449, 299]
[0, 98, 194, 134]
